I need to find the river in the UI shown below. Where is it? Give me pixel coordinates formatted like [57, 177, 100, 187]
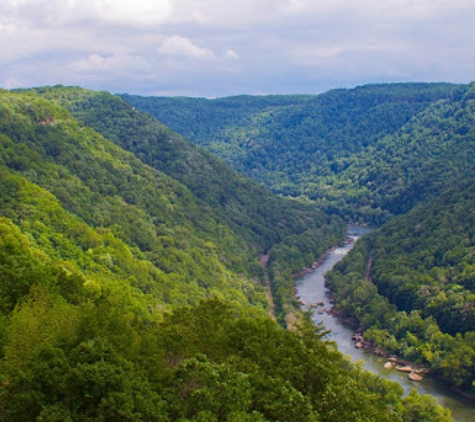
[295, 226, 475, 422]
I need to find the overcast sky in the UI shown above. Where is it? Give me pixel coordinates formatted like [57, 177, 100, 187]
[1, 0, 474, 97]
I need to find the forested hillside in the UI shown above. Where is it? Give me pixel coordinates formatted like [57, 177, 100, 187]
[319, 84, 475, 396]
[327, 176, 475, 395]
[0, 88, 452, 420]
[326, 83, 475, 219]
[124, 82, 475, 400]
[123, 83, 461, 223]
[30, 85, 346, 319]
[34, 86, 344, 256]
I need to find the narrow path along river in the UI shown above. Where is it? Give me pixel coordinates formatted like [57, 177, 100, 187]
[295, 226, 475, 422]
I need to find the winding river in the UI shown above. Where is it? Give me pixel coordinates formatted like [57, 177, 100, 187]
[295, 226, 475, 422]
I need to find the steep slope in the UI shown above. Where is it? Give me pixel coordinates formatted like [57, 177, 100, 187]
[0, 89, 265, 308]
[120, 93, 311, 147]
[327, 177, 475, 394]
[0, 89, 453, 421]
[122, 83, 461, 222]
[31, 86, 346, 318]
[36, 86, 344, 255]
[322, 85, 475, 394]
[335, 83, 475, 217]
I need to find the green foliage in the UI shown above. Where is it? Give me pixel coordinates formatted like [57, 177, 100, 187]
[0, 88, 451, 420]
[30, 85, 347, 321]
[0, 89, 274, 312]
[1, 293, 447, 421]
[327, 178, 475, 393]
[35, 86, 343, 253]
[122, 83, 462, 223]
[402, 390, 452, 422]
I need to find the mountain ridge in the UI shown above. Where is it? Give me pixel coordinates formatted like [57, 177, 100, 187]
[123, 82, 463, 223]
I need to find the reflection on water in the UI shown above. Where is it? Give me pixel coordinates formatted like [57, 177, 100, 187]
[295, 227, 475, 422]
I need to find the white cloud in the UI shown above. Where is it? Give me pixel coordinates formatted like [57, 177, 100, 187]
[157, 35, 215, 59]
[1, 0, 475, 96]
[224, 49, 239, 60]
[92, 0, 172, 26]
[278, 0, 305, 14]
[69, 51, 152, 75]
[158, 0, 475, 27]
[168, 0, 284, 26]
[274, 0, 475, 19]
[0, 0, 172, 27]
[2, 0, 475, 28]
[0, 0, 74, 26]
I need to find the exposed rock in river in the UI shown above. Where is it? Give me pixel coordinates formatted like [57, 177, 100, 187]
[397, 366, 413, 373]
[408, 373, 423, 382]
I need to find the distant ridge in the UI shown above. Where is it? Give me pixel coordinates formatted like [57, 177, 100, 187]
[123, 82, 463, 224]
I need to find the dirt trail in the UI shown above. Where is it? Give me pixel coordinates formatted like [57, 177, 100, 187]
[260, 254, 276, 320]
[365, 254, 373, 282]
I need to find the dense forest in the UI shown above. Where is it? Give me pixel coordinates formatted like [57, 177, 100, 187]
[323, 84, 475, 397]
[28, 85, 347, 321]
[327, 176, 475, 395]
[122, 83, 462, 224]
[124, 82, 475, 401]
[0, 88, 452, 420]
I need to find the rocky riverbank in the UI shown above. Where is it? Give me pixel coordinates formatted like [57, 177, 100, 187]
[295, 226, 475, 419]
[349, 334, 430, 381]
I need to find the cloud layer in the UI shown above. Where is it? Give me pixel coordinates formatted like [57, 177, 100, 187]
[1, 0, 474, 96]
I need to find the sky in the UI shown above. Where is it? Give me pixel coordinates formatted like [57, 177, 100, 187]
[1, 0, 475, 97]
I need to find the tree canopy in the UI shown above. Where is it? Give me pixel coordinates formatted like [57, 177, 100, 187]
[0, 88, 451, 419]
[123, 83, 463, 224]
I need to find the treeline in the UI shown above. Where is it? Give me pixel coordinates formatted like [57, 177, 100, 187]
[0, 89, 452, 419]
[0, 210, 450, 420]
[120, 93, 311, 147]
[327, 177, 475, 394]
[0, 89, 262, 308]
[123, 83, 462, 223]
[0, 266, 451, 421]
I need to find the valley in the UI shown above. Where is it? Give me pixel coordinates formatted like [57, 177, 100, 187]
[1, 82, 474, 420]
[124, 82, 475, 415]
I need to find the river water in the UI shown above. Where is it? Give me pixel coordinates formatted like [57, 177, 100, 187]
[295, 226, 475, 422]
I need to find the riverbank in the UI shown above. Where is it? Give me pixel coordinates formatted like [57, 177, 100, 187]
[325, 272, 475, 401]
[294, 227, 475, 421]
[296, 233, 438, 383]
[349, 328, 431, 378]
